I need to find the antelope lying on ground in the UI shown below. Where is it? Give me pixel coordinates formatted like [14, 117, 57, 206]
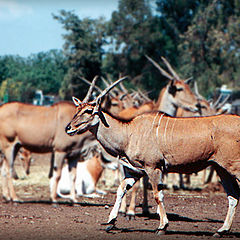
[0, 100, 95, 203]
[66, 78, 240, 237]
[56, 146, 118, 198]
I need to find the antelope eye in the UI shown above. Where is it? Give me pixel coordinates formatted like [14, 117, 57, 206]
[176, 87, 183, 92]
[111, 102, 119, 106]
[84, 109, 93, 114]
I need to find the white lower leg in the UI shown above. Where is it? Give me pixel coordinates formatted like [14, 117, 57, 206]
[50, 170, 60, 203]
[108, 178, 136, 223]
[157, 190, 168, 230]
[217, 196, 238, 233]
[119, 195, 127, 214]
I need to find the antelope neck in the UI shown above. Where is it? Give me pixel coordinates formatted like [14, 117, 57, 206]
[90, 112, 129, 158]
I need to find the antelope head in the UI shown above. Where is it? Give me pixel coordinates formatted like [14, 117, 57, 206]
[167, 79, 199, 112]
[65, 76, 127, 136]
[146, 55, 200, 114]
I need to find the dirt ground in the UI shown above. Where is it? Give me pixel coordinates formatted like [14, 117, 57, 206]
[0, 154, 239, 240]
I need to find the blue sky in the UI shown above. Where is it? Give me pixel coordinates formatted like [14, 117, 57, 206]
[0, 0, 119, 57]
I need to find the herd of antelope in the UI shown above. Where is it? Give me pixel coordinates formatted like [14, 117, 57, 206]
[0, 56, 239, 237]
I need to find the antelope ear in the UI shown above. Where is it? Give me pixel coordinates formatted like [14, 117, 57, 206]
[72, 96, 82, 107]
[184, 77, 193, 85]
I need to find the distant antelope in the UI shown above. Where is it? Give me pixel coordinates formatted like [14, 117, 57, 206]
[66, 77, 240, 237]
[0, 99, 95, 203]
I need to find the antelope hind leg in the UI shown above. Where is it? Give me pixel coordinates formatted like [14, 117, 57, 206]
[68, 159, 78, 203]
[145, 167, 168, 235]
[50, 152, 65, 204]
[213, 165, 239, 237]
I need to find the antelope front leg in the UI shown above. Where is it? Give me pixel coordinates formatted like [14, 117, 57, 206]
[50, 152, 65, 204]
[106, 177, 138, 231]
[1, 160, 10, 202]
[1, 159, 19, 202]
[68, 159, 78, 203]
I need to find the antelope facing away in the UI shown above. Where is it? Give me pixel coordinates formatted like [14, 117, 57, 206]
[66, 77, 240, 237]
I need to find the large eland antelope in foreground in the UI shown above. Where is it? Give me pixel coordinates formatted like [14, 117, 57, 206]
[0, 100, 94, 203]
[66, 77, 240, 237]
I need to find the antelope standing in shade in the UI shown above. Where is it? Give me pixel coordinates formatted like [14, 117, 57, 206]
[66, 77, 240, 237]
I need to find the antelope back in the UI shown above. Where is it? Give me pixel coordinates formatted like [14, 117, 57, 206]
[118, 101, 155, 120]
[102, 92, 136, 117]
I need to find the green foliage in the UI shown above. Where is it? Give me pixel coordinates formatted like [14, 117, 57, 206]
[177, 0, 240, 97]
[103, 0, 176, 99]
[0, 50, 66, 102]
[53, 10, 107, 100]
[0, 0, 239, 102]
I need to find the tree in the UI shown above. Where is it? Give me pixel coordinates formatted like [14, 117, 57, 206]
[0, 50, 66, 102]
[53, 10, 107, 100]
[177, 0, 240, 96]
[103, 0, 176, 99]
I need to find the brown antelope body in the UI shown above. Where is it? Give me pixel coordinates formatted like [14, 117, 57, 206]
[117, 56, 200, 217]
[0, 101, 93, 203]
[176, 87, 231, 186]
[66, 78, 240, 237]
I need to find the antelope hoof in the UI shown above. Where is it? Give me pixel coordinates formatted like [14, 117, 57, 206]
[105, 218, 117, 233]
[105, 224, 116, 233]
[119, 211, 126, 217]
[213, 230, 229, 238]
[12, 199, 22, 206]
[71, 198, 78, 203]
[126, 214, 135, 221]
[52, 202, 59, 208]
[155, 229, 166, 235]
[2, 196, 11, 203]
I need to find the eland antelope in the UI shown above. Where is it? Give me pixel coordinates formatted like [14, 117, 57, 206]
[66, 77, 240, 237]
[0, 100, 95, 203]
